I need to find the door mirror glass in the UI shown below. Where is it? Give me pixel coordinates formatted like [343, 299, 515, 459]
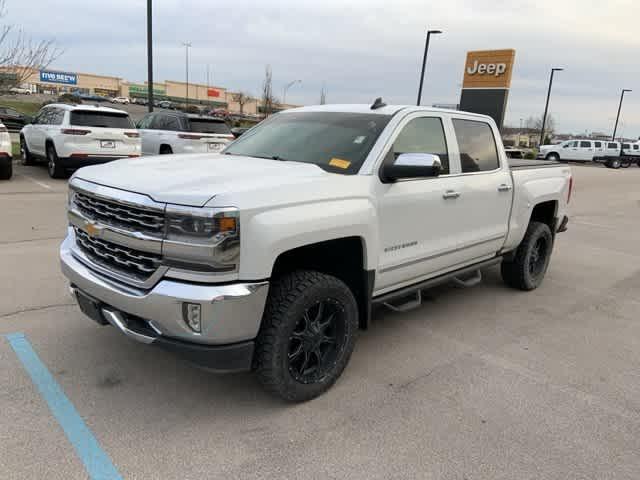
[382, 153, 441, 182]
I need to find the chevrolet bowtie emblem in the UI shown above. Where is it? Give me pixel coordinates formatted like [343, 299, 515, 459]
[84, 222, 103, 238]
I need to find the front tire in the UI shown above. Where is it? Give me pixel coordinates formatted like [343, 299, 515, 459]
[255, 270, 358, 402]
[20, 136, 35, 165]
[46, 143, 66, 179]
[546, 153, 560, 162]
[501, 221, 554, 291]
[610, 158, 621, 169]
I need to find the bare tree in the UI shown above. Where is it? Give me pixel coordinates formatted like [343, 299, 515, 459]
[231, 91, 252, 115]
[261, 65, 277, 117]
[0, 0, 61, 91]
[525, 114, 556, 134]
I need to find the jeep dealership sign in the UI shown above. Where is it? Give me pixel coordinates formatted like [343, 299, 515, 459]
[460, 49, 516, 128]
[462, 49, 515, 89]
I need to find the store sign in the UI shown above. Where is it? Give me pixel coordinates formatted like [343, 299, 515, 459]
[462, 50, 515, 89]
[207, 88, 220, 98]
[40, 70, 77, 85]
[129, 84, 166, 95]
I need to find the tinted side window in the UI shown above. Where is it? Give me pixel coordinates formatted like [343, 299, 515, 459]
[158, 115, 181, 131]
[452, 119, 499, 173]
[634, 145, 639, 150]
[137, 114, 153, 129]
[39, 108, 53, 125]
[51, 109, 65, 125]
[594, 141, 602, 148]
[580, 141, 591, 148]
[622, 143, 631, 149]
[391, 117, 449, 174]
[608, 143, 618, 149]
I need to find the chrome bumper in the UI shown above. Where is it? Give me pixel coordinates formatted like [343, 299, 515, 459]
[60, 232, 269, 346]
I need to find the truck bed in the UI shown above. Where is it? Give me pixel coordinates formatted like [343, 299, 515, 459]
[508, 158, 562, 169]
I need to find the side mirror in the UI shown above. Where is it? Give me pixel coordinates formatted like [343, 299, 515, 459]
[381, 153, 442, 182]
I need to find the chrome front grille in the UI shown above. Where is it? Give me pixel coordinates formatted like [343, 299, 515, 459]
[74, 191, 165, 234]
[75, 228, 162, 280]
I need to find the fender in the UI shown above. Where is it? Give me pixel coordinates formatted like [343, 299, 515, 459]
[238, 198, 378, 280]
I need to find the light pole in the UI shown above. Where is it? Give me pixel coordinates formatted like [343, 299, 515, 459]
[146, 0, 153, 112]
[612, 89, 632, 141]
[283, 80, 301, 105]
[539, 67, 563, 147]
[416, 29, 442, 106]
[182, 41, 192, 107]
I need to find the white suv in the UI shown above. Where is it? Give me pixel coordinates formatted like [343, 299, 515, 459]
[137, 112, 234, 155]
[20, 104, 141, 178]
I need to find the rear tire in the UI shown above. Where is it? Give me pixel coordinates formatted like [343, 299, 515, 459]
[610, 158, 621, 169]
[501, 221, 553, 291]
[20, 136, 35, 165]
[0, 157, 11, 179]
[255, 270, 358, 402]
[46, 143, 66, 179]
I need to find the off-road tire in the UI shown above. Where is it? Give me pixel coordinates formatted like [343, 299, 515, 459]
[501, 221, 553, 291]
[255, 270, 358, 402]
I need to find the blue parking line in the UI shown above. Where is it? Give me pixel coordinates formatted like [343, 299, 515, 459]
[4, 332, 122, 480]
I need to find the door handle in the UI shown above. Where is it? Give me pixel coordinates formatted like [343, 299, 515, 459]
[442, 190, 461, 199]
[498, 184, 513, 192]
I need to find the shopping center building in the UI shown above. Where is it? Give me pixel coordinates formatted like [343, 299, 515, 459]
[9, 67, 274, 115]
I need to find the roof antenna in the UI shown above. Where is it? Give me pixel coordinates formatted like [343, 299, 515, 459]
[371, 97, 386, 110]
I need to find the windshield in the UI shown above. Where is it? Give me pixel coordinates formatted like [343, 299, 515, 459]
[224, 112, 392, 174]
[70, 111, 134, 129]
[189, 118, 232, 134]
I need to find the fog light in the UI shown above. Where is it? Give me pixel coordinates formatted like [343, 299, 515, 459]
[182, 303, 202, 333]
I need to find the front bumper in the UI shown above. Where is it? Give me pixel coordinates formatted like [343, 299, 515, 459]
[60, 233, 269, 371]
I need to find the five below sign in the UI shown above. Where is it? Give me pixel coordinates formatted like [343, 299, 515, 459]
[462, 49, 515, 89]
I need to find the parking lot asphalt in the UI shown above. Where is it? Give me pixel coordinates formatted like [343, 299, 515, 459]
[1, 161, 640, 479]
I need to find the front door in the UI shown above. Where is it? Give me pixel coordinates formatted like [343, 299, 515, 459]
[376, 115, 476, 293]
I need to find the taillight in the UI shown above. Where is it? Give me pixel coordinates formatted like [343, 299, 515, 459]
[128, 154, 140, 157]
[567, 176, 573, 204]
[124, 131, 140, 138]
[178, 133, 206, 140]
[61, 128, 91, 135]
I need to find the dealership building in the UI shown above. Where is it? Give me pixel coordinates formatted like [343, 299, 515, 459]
[11, 67, 271, 115]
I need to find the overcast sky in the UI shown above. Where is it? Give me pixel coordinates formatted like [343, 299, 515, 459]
[7, 0, 640, 136]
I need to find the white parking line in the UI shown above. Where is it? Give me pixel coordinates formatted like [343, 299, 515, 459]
[19, 174, 53, 190]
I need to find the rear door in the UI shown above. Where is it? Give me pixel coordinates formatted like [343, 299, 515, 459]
[151, 114, 182, 153]
[68, 110, 138, 157]
[137, 114, 155, 155]
[593, 141, 605, 158]
[450, 117, 513, 260]
[606, 142, 619, 156]
[577, 140, 594, 161]
[28, 108, 51, 155]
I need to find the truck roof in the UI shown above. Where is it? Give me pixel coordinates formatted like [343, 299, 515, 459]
[284, 104, 493, 121]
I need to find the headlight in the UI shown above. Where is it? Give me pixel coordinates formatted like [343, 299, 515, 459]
[163, 206, 240, 273]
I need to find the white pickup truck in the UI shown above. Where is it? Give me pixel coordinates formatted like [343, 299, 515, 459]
[60, 102, 572, 401]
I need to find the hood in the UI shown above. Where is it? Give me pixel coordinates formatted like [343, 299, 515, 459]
[73, 153, 336, 207]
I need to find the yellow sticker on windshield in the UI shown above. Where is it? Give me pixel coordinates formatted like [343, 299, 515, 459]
[329, 158, 351, 169]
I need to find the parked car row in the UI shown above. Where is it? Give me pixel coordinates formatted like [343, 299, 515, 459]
[17, 103, 240, 178]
